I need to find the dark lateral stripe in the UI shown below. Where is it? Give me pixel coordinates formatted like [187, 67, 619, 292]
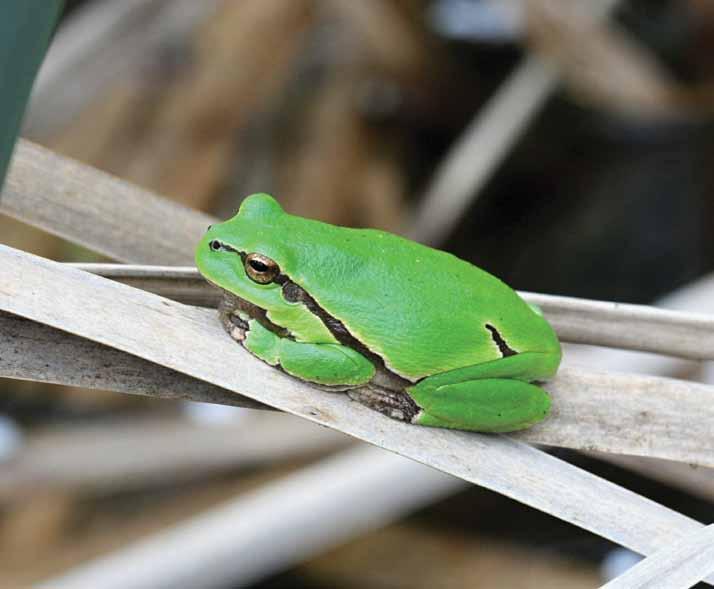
[280, 280, 382, 361]
[278, 279, 411, 386]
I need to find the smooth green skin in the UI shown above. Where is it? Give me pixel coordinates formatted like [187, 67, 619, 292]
[195, 194, 562, 432]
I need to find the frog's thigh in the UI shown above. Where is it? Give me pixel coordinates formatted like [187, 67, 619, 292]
[407, 353, 554, 433]
[244, 321, 374, 386]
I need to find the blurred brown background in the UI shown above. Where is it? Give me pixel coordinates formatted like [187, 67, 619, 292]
[1, 1, 714, 587]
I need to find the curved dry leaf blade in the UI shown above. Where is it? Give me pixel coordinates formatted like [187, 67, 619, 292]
[601, 524, 714, 589]
[69, 264, 714, 363]
[0, 244, 711, 581]
[525, 0, 680, 116]
[1, 140, 214, 265]
[2, 310, 714, 466]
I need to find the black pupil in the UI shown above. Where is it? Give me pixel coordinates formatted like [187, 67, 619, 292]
[210, 240, 221, 251]
[249, 259, 269, 273]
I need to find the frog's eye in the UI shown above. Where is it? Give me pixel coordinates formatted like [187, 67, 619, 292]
[244, 253, 280, 284]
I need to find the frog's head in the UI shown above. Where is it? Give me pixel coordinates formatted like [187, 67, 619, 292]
[197, 194, 342, 344]
[196, 194, 296, 313]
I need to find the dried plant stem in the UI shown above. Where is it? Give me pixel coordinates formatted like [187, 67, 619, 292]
[2, 310, 712, 466]
[601, 524, 714, 589]
[1, 140, 213, 265]
[407, 0, 621, 245]
[70, 264, 714, 362]
[0, 244, 712, 582]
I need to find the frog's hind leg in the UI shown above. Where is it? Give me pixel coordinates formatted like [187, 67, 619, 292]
[406, 352, 556, 433]
[411, 378, 550, 433]
[347, 386, 421, 423]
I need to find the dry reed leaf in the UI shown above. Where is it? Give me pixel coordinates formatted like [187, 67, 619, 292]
[524, 0, 714, 118]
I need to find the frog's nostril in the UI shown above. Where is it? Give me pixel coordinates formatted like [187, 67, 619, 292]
[209, 239, 222, 251]
[207, 224, 213, 231]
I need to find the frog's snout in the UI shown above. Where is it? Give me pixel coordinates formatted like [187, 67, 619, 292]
[205, 237, 239, 255]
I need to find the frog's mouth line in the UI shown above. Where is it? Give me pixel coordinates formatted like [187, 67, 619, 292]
[217, 288, 292, 340]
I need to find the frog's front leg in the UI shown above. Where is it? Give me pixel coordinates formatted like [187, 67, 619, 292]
[241, 319, 375, 386]
[405, 352, 558, 433]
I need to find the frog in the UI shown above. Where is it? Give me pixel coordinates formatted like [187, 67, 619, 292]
[195, 193, 561, 432]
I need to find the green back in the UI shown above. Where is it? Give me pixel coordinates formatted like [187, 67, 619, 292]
[207, 195, 559, 380]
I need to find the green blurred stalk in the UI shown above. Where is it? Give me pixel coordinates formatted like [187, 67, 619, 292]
[0, 0, 64, 192]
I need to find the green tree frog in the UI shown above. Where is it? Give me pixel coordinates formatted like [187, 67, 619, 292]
[195, 194, 561, 432]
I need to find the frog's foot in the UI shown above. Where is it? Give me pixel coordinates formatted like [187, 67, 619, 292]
[220, 309, 248, 343]
[219, 289, 295, 344]
[348, 386, 421, 423]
